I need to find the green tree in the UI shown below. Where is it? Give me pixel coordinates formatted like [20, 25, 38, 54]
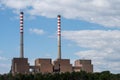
[99, 71, 111, 80]
[0, 75, 4, 80]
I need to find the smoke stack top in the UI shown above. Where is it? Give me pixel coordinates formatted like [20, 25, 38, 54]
[20, 12, 23, 33]
[57, 15, 61, 36]
[20, 12, 24, 58]
[57, 15, 61, 59]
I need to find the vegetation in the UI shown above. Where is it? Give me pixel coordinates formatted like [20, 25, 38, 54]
[0, 71, 120, 80]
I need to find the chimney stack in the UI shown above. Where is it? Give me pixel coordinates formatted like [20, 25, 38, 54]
[57, 15, 61, 59]
[20, 12, 24, 58]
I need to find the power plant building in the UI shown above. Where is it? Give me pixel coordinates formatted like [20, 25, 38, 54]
[12, 58, 29, 74]
[11, 12, 93, 75]
[73, 59, 93, 73]
[35, 58, 53, 73]
[53, 59, 72, 73]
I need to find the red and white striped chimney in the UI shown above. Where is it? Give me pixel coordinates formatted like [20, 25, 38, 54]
[57, 15, 61, 59]
[20, 12, 24, 58]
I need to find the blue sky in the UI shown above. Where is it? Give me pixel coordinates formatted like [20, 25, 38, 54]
[0, 0, 120, 74]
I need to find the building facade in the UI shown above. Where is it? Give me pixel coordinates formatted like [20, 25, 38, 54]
[11, 58, 93, 74]
[11, 58, 29, 75]
[74, 59, 93, 73]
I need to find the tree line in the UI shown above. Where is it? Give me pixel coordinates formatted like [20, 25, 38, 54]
[0, 71, 120, 80]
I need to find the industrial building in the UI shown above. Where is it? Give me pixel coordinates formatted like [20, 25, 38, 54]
[11, 12, 93, 75]
[73, 59, 93, 73]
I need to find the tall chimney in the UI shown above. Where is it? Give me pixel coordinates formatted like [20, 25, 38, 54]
[20, 12, 24, 58]
[57, 15, 61, 59]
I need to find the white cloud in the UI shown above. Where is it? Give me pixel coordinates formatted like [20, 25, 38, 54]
[62, 30, 120, 73]
[0, 63, 11, 74]
[28, 59, 34, 65]
[0, 54, 10, 74]
[0, 3, 4, 10]
[1, 0, 120, 27]
[1, 0, 33, 10]
[0, 56, 7, 61]
[29, 28, 45, 35]
[44, 54, 51, 58]
[0, 51, 7, 61]
[0, 63, 10, 68]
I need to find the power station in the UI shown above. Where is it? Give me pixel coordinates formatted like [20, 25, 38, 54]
[11, 12, 93, 75]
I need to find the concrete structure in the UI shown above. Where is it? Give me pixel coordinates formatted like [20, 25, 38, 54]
[11, 12, 30, 75]
[35, 58, 53, 73]
[74, 59, 93, 73]
[73, 66, 81, 72]
[11, 58, 29, 74]
[57, 15, 61, 59]
[20, 12, 24, 58]
[53, 59, 72, 73]
[52, 15, 72, 73]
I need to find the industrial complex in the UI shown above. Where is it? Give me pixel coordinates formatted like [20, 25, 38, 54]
[11, 12, 93, 75]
